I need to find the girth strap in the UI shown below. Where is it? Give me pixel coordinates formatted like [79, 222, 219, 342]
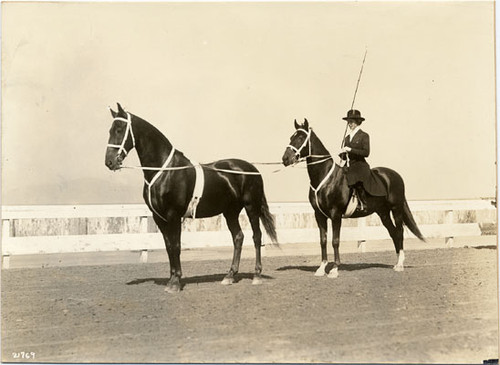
[183, 160, 205, 219]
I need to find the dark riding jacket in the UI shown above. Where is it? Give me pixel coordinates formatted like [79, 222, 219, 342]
[340, 129, 386, 197]
[340, 129, 371, 186]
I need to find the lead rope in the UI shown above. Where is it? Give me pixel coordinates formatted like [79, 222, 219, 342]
[120, 164, 262, 175]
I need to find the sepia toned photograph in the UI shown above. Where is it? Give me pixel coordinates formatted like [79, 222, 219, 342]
[1, 1, 498, 363]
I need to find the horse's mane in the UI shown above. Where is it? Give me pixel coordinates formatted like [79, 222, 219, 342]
[126, 112, 176, 151]
[310, 128, 332, 157]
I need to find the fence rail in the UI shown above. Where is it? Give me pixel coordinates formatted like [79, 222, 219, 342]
[1, 200, 496, 268]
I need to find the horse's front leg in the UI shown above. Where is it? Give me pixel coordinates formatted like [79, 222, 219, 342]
[328, 214, 342, 278]
[314, 211, 328, 277]
[157, 217, 183, 293]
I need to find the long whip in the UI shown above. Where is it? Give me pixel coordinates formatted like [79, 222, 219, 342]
[341, 48, 368, 148]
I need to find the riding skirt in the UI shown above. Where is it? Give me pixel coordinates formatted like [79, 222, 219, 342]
[345, 160, 387, 197]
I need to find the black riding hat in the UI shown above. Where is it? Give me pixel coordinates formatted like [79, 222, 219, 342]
[342, 109, 365, 122]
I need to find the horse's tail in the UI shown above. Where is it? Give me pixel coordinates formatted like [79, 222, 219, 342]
[260, 194, 279, 245]
[403, 200, 426, 242]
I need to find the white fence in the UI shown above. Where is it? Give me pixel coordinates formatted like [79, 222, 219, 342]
[1, 200, 496, 268]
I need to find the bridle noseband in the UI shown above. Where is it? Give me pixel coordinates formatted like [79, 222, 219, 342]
[107, 112, 136, 157]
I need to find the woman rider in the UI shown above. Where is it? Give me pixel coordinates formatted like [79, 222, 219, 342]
[338, 109, 386, 211]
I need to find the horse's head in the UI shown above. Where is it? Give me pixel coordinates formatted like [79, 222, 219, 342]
[105, 103, 135, 171]
[282, 118, 311, 166]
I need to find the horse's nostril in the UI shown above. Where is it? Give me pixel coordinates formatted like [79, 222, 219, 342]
[282, 155, 290, 166]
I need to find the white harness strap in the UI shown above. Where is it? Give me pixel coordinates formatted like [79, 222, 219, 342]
[183, 160, 205, 219]
[310, 163, 336, 218]
[145, 147, 176, 222]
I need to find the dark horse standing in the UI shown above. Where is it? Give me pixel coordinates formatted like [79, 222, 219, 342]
[105, 103, 277, 293]
[282, 119, 425, 278]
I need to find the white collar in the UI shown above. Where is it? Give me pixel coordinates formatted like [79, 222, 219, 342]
[348, 125, 361, 139]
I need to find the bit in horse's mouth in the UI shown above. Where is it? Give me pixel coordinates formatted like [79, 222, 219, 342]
[111, 159, 123, 171]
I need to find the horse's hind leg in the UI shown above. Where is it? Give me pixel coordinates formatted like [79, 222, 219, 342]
[377, 207, 405, 271]
[221, 211, 244, 285]
[245, 206, 264, 285]
[391, 207, 405, 272]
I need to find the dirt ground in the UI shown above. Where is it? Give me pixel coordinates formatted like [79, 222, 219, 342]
[2, 246, 498, 363]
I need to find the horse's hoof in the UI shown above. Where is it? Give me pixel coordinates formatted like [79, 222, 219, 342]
[252, 277, 263, 285]
[164, 285, 181, 293]
[327, 267, 339, 278]
[315, 263, 328, 277]
[221, 277, 234, 285]
[314, 269, 326, 277]
[393, 265, 404, 272]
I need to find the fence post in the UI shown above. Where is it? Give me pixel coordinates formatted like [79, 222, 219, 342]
[445, 210, 454, 247]
[139, 216, 149, 263]
[139, 250, 149, 263]
[2, 219, 11, 269]
[357, 217, 367, 252]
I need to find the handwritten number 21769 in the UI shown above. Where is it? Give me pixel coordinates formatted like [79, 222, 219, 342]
[12, 352, 36, 360]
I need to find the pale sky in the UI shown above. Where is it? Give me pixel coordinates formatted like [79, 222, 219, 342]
[1, 1, 496, 205]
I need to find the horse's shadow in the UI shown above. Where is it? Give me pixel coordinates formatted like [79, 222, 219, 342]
[473, 245, 497, 250]
[277, 262, 413, 273]
[127, 273, 274, 288]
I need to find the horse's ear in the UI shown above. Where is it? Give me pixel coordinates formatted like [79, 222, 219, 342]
[116, 103, 126, 116]
[303, 118, 309, 129]
[294, 119, 300, 130]
[109, 106, 117, 118]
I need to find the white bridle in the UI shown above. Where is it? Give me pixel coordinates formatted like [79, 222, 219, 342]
[287, 128, 312, 162]
[107, 112, 136, 157]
